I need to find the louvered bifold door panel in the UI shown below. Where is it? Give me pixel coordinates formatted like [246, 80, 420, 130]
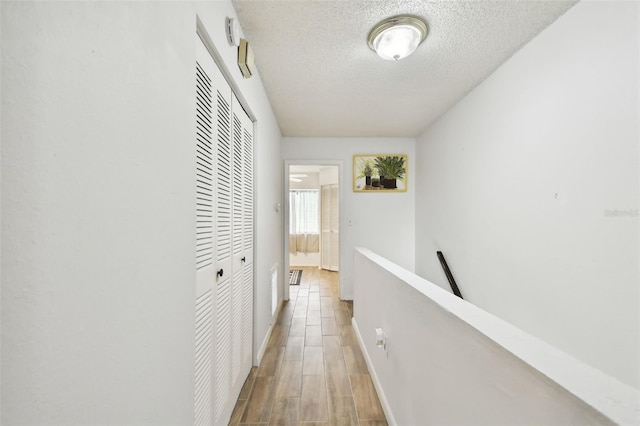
[231, 268, 243, 384]
[232, 112, 243, 257]
[195, 60, 214, 274]
[216, 90, 232, 267]
[214, 94, 234, 424]
[207, 40, 236, 425]
[241, 263, 253, 367]
[238, 102, 254, 369]
[194, 37, 217, 426]
[230, 94, 247, 389]
[241, 118, 254, 265]
[214, 278, 231, 421]
[194, 289, 214, 425]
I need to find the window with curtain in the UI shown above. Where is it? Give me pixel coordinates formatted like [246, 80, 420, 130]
[289, 190, 320, 254]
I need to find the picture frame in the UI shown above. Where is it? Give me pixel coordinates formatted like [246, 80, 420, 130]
[353, 154, 408, 192]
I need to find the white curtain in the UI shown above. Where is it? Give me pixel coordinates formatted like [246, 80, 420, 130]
[289, 190, 320, 254]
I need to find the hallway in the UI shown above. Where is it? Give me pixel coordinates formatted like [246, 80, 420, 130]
[230, 267, 387, 425]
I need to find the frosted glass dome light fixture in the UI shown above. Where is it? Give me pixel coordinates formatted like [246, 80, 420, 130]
[367, 15, 428, 61]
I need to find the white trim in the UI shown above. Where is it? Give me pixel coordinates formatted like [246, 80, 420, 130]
[255, 299, 283, 365]
[352, 317, 397, 426]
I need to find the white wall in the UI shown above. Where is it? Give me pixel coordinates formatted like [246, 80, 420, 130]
[415, 1, 639, 388]
[1, 1, 282, 424]
[283, 138, 415, 299]
[319, 166, 339, 186]
[353, 248, 638, 426]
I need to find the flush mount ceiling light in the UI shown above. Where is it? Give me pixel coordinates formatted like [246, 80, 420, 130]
[289, 174, 307, 183]
[367, 15, 428, 61]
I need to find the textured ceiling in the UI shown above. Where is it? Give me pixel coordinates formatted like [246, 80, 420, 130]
[232, 0, 577, 137]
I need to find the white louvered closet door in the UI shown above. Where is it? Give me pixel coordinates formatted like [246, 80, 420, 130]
[212, 59, 233, 425]
[230, 93, 254, 394]
[230, 93, 244, 390]
[194, 37, 218, 426]
[235, 96, 254, 373]
[194, 34, 254, 426]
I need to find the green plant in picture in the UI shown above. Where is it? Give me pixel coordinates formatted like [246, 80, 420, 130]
[357, 159, 375, 186]
[374, 156, 405, 189]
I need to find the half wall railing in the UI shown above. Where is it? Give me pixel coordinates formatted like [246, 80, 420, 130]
[352, 247, 638, 426]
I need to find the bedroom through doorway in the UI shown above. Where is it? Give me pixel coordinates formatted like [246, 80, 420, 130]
[285, 164, 340, 301]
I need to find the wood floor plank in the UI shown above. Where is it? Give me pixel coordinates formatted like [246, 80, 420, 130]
[275, 360, 303, 398]
[258, 346, 285, 377]
[307, 309, 321, 326]
[321, 307, 335, 318]
[350, 374, 385, 421]
[320, 296, 335, 318]
[322, 335, 344, 361]
[302, 346, 324, 375]
[319, 287, 332, 297]
[269, 398, 300, 425]
[284, 336, 305, 361]
[278, 305, 294, 325]
[268, 325, 289, 347]
[300, 375, 329, 421]
[239, 367, 258, 399]
[328, 397, 358, 425]
[305, 325, 323, 346]
[359, 420, 388, 426]
[334, 309, 351, 326]
[295, 300, 309, 311]
[324, 358, 351, 397]
[338, 325, 358, 347]
[235, 268, 386, 426]
[343, 345, 368, 374]
[229, 398, 247, 425]
[320, 296, 333, 309]
[290, 318, 307, 336]
[308, 300, 321, 310]
[293, 307, 308, 318]
[321, 316, 338, 336]
[341, 301, 354, 317]
[241, 376, 277, 423]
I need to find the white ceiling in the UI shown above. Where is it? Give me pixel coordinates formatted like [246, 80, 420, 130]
[289, 165, 323, 174]
[232, 0, 576, 138]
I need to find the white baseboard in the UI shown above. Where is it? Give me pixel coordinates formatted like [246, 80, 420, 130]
[352, 317, 397, 426]
[256, 300, 283, 365]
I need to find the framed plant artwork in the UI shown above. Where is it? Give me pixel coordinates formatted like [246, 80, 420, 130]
[353, 154, 408, 192]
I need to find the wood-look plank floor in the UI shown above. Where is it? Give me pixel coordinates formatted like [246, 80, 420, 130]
[230, 267, 387, 426]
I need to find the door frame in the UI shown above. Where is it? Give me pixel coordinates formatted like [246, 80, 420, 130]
[283, 160, 343, 302]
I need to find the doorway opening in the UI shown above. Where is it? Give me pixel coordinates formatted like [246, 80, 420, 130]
[284, 163, 340, 301]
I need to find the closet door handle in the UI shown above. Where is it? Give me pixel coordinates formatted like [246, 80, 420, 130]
[241, 257, 246, 263]
[217, 268, 224, 278]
